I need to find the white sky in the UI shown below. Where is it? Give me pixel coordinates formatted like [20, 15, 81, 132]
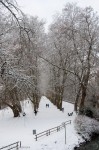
[16, 0, 99, 31]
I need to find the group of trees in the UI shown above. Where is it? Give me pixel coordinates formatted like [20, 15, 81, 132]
[0, 1, 99, 117]
[0, 0, 46, 117]
[46, 3, 99, 114]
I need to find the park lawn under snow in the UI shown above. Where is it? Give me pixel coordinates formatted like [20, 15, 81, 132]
[0, 96, 83, 150]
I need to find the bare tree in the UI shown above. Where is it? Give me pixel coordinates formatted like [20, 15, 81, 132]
[0, 0, 45, 116]
[46, 3, 99, 113]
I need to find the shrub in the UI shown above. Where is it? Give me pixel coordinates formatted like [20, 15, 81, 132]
[79, 107, 93, 118]
[74, 115, 99, 140]
[84, 108, 93, 118]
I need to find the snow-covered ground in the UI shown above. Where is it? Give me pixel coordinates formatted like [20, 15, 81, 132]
[0, 96, 83, 150]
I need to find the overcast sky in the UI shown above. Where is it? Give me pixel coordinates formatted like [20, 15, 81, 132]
[16, 0, 99, 31]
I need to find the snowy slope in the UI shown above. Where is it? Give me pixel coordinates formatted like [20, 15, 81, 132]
[0, 96, 83, 150]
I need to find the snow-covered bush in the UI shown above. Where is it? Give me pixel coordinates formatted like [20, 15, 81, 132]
[74, 115, 99, 140]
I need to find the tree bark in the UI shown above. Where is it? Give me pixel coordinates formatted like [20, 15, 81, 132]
[74, 86, 81, 112]
[79, 84, 87, 113]
[3, 102, 21, 117]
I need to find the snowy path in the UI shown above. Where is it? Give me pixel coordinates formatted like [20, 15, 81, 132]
[0, 96, 83, 150]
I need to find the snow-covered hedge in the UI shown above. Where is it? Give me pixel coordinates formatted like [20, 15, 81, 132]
[74, 115, 99, 140]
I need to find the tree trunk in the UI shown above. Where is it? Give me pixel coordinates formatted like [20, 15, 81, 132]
[3, 102, 20, 117]
[13, 105, 20, 117]
[74, 86, 81, 112]
[79, 85, 86, 113]
[74, 95, 79, 112]
[57, 97, 62, 109]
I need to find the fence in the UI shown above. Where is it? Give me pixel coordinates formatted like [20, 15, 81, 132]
[35, 120, 71, 141]
[0, 141, 21, 150]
